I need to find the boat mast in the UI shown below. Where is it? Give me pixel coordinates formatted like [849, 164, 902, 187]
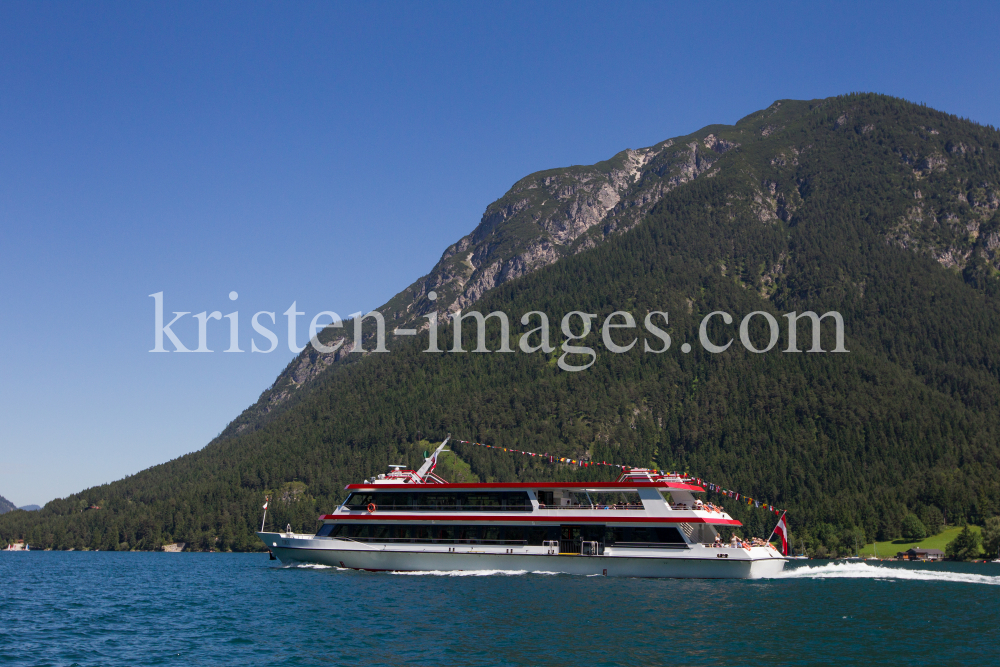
[416, 434, 450, 480]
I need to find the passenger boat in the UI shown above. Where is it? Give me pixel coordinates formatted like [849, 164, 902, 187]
[257, 440, 787, 578]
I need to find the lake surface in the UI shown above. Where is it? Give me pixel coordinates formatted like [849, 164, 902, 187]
[1, 553, 997, 666]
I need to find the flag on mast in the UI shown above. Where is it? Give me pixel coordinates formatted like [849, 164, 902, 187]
[771, 512, 789, 556]
[263, 500, 268, 510]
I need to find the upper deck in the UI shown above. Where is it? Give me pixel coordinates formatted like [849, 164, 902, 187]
[323, 468, 737, 526]
[321, 442, 740, 527]
[343, 480, 706, 493]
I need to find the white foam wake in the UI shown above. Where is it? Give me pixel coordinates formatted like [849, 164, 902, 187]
[774, 561, 1000, 586]
[389, 569, 564, 577]
[282, 562, 335, 569]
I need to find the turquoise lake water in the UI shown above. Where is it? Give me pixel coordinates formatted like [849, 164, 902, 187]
[1, 553, 997, 666]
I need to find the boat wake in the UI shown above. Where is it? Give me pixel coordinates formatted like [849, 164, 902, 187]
[774, 562, 1000, 586]
[390, 569, 563, 577]
[281, 562, 336, 569]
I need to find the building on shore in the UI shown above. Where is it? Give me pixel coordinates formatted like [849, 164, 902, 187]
[897, 548, 945, 561]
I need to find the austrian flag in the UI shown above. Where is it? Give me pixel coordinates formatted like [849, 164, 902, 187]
[771, 512, 789, 556]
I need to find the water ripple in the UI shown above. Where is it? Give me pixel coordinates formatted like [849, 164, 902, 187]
[1, 553, 997, 666]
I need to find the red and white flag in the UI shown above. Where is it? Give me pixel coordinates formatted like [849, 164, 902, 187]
[772, 512, 789, 555]
[262, 501, 268, 510]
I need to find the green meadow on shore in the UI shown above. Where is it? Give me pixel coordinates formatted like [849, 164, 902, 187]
[858, 525, 984, 558]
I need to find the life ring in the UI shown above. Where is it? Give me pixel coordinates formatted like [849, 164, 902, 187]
[367, 503, 377, 514]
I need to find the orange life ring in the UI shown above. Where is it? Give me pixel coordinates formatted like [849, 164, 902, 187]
[367, 503, 377, 513]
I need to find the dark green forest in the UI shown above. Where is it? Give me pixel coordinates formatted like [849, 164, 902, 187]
[3, 93, 1000, 557]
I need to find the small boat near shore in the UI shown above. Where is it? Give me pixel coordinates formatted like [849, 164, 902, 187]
[258, 440, 787, 579]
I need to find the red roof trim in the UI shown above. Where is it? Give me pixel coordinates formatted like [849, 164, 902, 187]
[343, 482, 705, 492]
[318, 513, 741, 526]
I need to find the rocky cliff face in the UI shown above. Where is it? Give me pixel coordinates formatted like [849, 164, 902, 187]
[881, 129, 1000, 272]
[224, 97, 1000, 435]
[0, 494, 16, 515]
[228, 127, 746, 432]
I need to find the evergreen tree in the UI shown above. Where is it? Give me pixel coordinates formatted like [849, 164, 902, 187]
[982, 517, 1000, 559]
[945, 526, 982, 561]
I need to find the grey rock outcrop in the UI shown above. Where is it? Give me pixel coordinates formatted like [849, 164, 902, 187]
[227, 96, 994, 437]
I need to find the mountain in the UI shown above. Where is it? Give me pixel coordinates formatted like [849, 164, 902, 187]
[0, 495, 15, 515]
[2, 93, 1000, 557]
[19, 505, 41, 512]
[225, 120, 746, 432]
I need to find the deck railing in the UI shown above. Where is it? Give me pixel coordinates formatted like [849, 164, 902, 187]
[345, 504, 533, 512]
[536, 503, 646, 511]
[333, 536, 531, 546]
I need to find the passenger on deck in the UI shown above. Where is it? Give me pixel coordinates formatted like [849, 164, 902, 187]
[730, 534, 739, 547]
[694, 499, 704, 510]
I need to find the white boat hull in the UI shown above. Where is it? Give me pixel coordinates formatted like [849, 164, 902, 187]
[259, 532, 787, 579]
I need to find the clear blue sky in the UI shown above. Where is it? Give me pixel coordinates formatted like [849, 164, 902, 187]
[1, 1, 997, 507]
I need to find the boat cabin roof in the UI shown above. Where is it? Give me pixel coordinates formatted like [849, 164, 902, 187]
[344, 481, 705, 493]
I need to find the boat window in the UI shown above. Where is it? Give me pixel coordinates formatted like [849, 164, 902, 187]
[465, 494, 500, 508]
[525, 526, 555, 545]
[432, 526, 455, 541]
[343, 491, 532, 511]
[344, 493, 372, 508]
[455, 526, 477, 542]
[502, 493, 532, 510]
[323, 523, 537, 545]
[605, 526, 686, 546]
[590, 492, 642, 508]
[323, 521, 687, 547]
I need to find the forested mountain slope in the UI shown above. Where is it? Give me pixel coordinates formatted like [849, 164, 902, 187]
[3, 93, 1000, 556]
[225, 109, 755, 433]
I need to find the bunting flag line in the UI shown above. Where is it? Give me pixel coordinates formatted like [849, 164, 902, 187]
[453, 438, 786, 515]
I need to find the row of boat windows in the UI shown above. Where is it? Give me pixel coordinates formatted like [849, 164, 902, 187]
[344, 492, 533, 511]
[315, 523, 686, 546]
